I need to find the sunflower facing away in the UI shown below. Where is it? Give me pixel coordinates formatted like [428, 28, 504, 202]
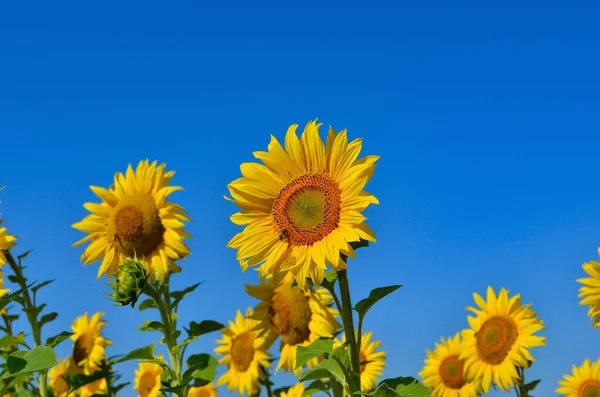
[460, 286, 546, 393]
[70, 312, 112, 374]
[188, 383, 217, 397]
[334, 331, 386, 392]
[557, 358, 600, 397]
[214, 307, 272, 396]
[419, 333, 480, 397]
[0, 217, 16, 266]
[72, 159, 191, 280]
[226, 120, 378, 289]
[577, 259, 600, 327]
[134, 357, 164, 397]
[280, 383, 310, 397]
[48, 358, 71, 397]
[245, 273, 341, 375]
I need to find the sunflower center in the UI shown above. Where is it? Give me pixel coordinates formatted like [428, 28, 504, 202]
[231, 331, 255, 372]
[439, 355, 466, 389]
[73, 336, 90, 367]
[272, 173, 341, 246]
[476, 316, 518, 365]
[109, 195, 164, 257]
[268, 284, 312, 345]
[580, 381, 600, 397]
[138, 372, 156, 397]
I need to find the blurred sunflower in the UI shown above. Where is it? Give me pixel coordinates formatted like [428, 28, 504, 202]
[79, 378, 108, 397]
[214, 308, 271, 396]
[72, 159, 191, 280]
[0, 216, 17, 266]
[334, 331, 385, 392]
[577, 259, 600, 327]
[227, 120, 378, 289]
[188, 383, 217, 397]
[280, 383, 309, 397]
[0, 271, 9, 315]
[245, 273, 341, 375]
[557, 358, 600, 396]
[134, 357, 164, 397]
[419, 333, 480, 397]
[70, 312, 112, 374]
[48, 358, 71, 397]
[460, 287, 546, 393]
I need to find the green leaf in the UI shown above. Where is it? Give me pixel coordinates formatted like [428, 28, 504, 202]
[183, 354, 218, 386]
[370, 377, 431, 397]
[17, 249, 34, 261]
[171, 282, 204, 307]
[111, 343, 155, 364]
[525, 379, 541, 391]
[299, 358, 345, 385]
[137, 320, 164, 332]
[139, 358, 170, 369]
[39, 312, 58, 327]
[295, 337, 333, 368]
[46, 331, 74, 348]
[0, 282, 36, 311]
[137, 299, 157, 311]
[0, 334, 26, 349]
[354, 286, 402, 319]
[303, 380, 330, 396]
[15, 389, 33, 397]
[65, 367, 111, 393]
[184, 320, 224, 339]
[31, 280, 55, 295]
[321, 271, 338, 295]
[2, 346, 57, 379]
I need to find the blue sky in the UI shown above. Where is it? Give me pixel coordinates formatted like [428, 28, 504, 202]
[1, 1, 600, 396]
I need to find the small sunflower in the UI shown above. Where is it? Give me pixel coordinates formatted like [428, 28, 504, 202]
[79, 378, 108, 397]
[188, 383, 217, 397]
[48, 358, 71, 397]
[460, 286, 546, 393]
[245, 273, 341, 375]
[280, 383, 309, 397]
[577, 260, 600, 327]
[70, 312, 112, 374]
[134, 357, 164, 397]
[419, 333, 481, 397]
[214, 307, 272, 396]
[557, 358, 600, 396]
[72, 159, 191, 280]
[334, 331, 385, 392]
[227, 120, 378, 289]
[0, 218, 17, 266]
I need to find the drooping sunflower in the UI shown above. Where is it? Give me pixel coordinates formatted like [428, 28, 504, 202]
[460, 286, 546, 393]
[48, 358, 71, 397]
[333, 331, 385, 392]
[134, 357, 164, 397]
[0, 218, 17, 266]
[245, 273, 341, 375]
[214, 307, 272, 396]
[419, 333, 481, 397]
[226, 120, 378, 289]
[72, 159, 191, 280]
[280, 383, 310, 397]
[70, 312, 112, 374]
[556, 358, 600, 396]
[577, 259, 600, 327]
[188, 383, 217, 397]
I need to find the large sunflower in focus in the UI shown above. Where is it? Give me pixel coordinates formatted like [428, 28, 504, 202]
[245, 273, 341, 375]
[227, 120, 378, 289]
[419, 333, 480, 397]
[70, 312, 112, 374]
[460, 287, 546, 393]
[215, 308, 272, 396]
[557, 358, 600, 396]
[72, 159, 191, 280]
[577, 259, 600, 327]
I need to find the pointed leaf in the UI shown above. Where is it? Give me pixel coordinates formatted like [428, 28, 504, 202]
[2, 346, 57, 378]
[0, 282, 36, 311]
[354, 286, 402, 319]
[46, 331, 75, 348]
[171, 282, 204, 307]
[295, 337, 333, 368]
[184, 354, 218, 385]
[137, 320, 164, 332]
[299, 358, 345, 385]
[184, 320, 224, 339]
[111, 343, 155, 364]
[31, 280, 55, 295]
[137, 299, 157, 311]
[39, 312, 58, 327]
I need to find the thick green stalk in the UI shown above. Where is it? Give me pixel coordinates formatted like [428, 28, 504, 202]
[336, 269, 361, 393]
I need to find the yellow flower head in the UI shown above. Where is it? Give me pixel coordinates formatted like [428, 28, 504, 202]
[460, 287, 546, 393]
[245, 273, 341, 376]
[188, 383, 217, 397]
[134, 357, 164, 397]
[72, 159, 191, 280]
[577, 260, 600, 327]
[214, 307, 272, 396]
[0, 271, 10, 315]
[557, 358, 600, 396]
[48, 358, 71, 397]
[227, 120, 378, 289]
[280, 383, 307, 397]
[79, 378, 108, 397]
[334, 331, 386, 392]
[70, 312, 112, 374]
[0, 214, 17, 266]
[419, 333, 481, 397]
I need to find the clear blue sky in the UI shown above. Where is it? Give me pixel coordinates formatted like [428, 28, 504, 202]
[1, 2, 599, 396]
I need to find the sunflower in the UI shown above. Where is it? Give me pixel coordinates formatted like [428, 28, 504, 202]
[134, 357, 164, 397]
[460, 286, 546, 393]
[557, 358, 600, 396]
[0, 218, 16, 266]
[245, 273, 341, 375]
[48, 358, 71, 397]
[214, 307, 272, 396]
[79, 378, 108, 397]
[72, 159, 191, 280]
[226, 120, 378, 289]
[577, 260, 600, 327]
[280, 383, 309, 397]
[419, 333, 481, 397]
[333, 331, 385, 392]
[188, 383, 217, 397]
[0, 271, 10, 315]
[70, 312, 112, 374]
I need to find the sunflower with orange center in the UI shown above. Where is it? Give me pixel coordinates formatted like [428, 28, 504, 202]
[134, 357, 164, 397]
[577, 259, 600, 327]
[419, 333, 480, 397]
[226, 120, 378, 289]
[188, 383, 217, 397]
[557, 358, 600, 396]
[70, 312, 112, 375]
[214, 308, 272, 395]
[245, 272, 341, 375]
[460, 287, 546, 393]
[72, 159, 191, 280]
[48, 358, 71, 397]
[333, 331, 385, 392]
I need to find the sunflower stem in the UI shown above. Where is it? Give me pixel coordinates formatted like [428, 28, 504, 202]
[515, 366, 527, 397]
[336, 269, 361, 393]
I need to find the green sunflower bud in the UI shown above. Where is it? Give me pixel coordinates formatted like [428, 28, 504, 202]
[107, 256, 147, 308]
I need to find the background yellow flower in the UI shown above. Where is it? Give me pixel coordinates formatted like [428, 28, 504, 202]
[557, 358, 600, 396]
[134, 357, 164, 397]
[70, 312, 112, 374]
[577, 259, 600, 327]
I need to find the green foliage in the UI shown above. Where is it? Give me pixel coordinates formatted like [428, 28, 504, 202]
[170, 282, 204, 309]
[303, 380, 330, 396]
[107, 256, 148, 308]
[46, 331, 74, 348]
[1, 346, 57, 379]
[354, 286, 402, 319]
[111, 343, 155, 364]
[295, 337, 333, 368]
[137, 298, 158, 311]
[178, 320, 224, 348]
[299, 358, 345, 385]
[137, 320, 164, 332]
[367, 377, 431, 397]
[0, 283, 36, 312]
[183, 353, 218, 386]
